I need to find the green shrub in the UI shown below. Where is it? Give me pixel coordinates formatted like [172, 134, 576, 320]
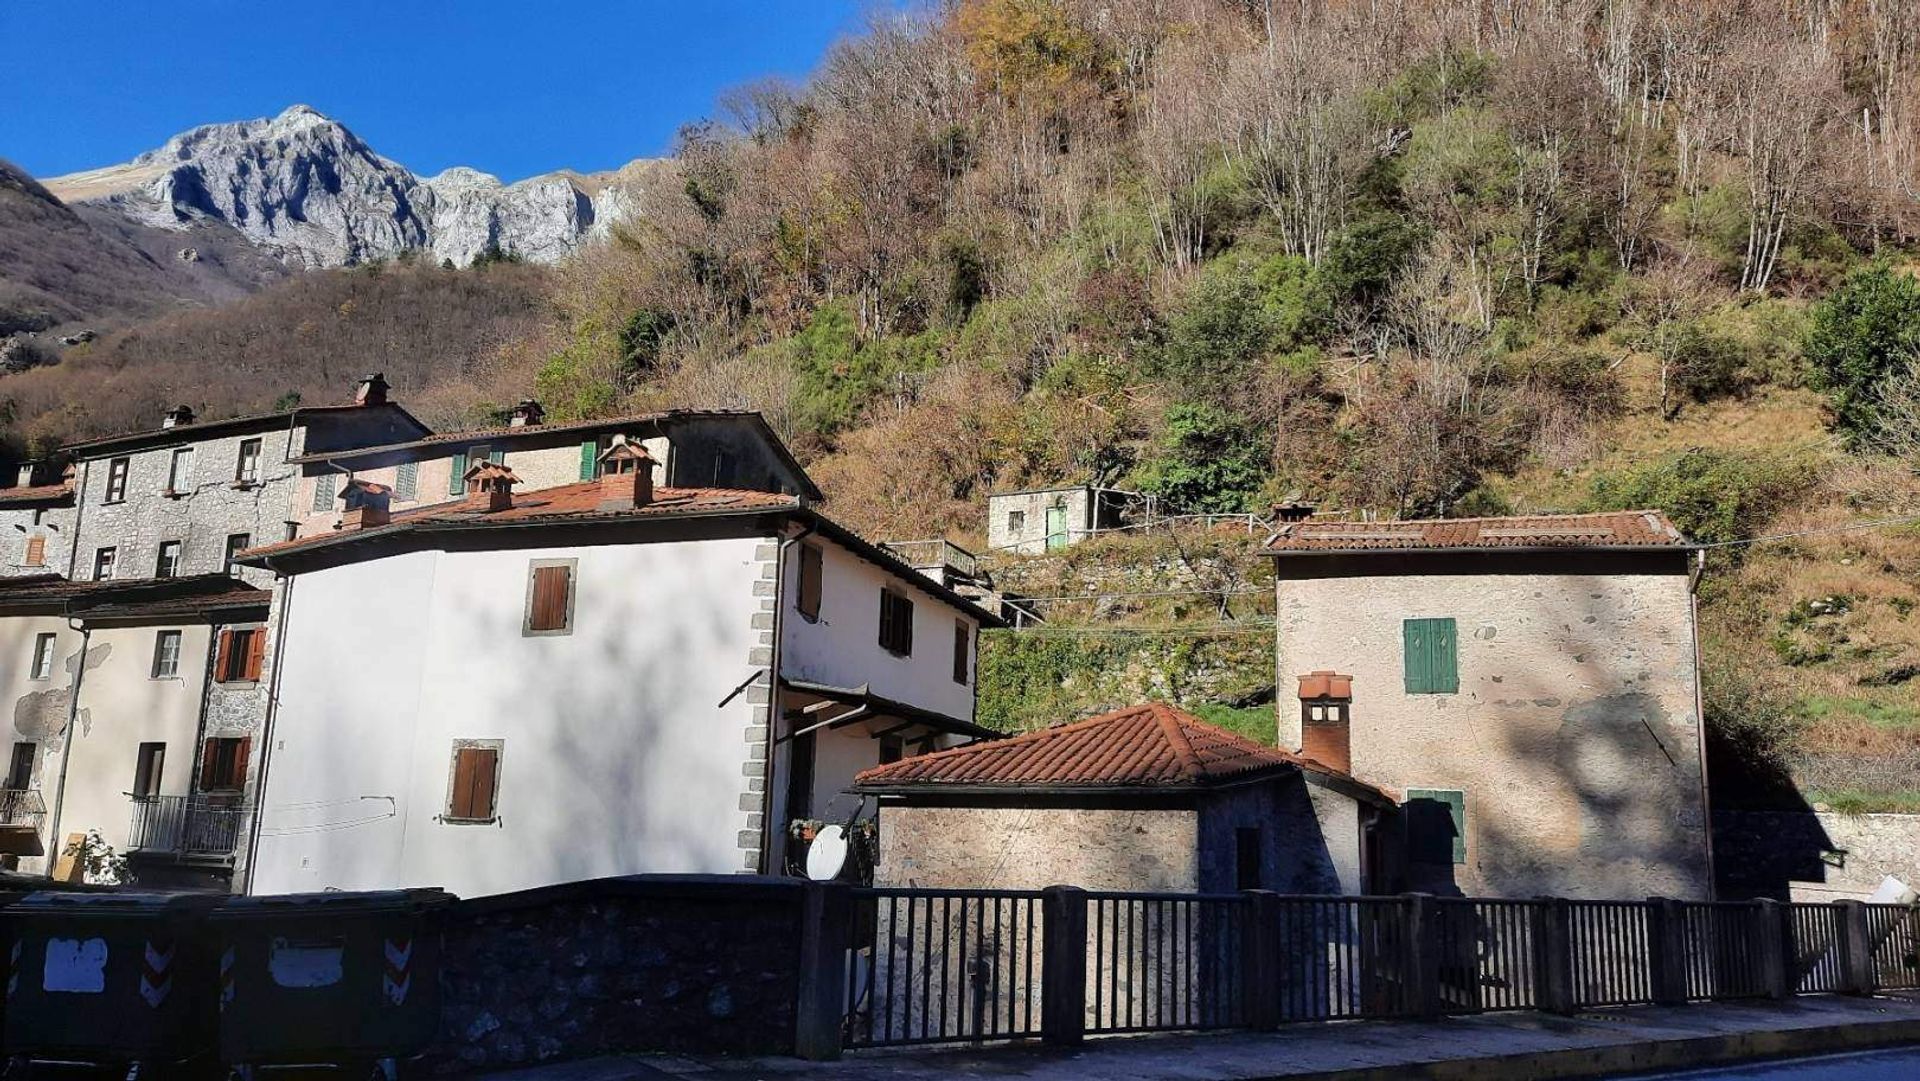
[1134, 402, 1268, 514]
[1582, 448, 1821, 546]
[790, 302, 943, 438]
[1805, 264, 1920, 446]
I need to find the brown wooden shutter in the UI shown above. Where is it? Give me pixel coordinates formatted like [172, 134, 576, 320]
[952, 620, 969, 683]
[23, 535, 43, 567]
[232, 738, 252, 788]
[469, 747, 498, 819]
[213, 630, 234, 683]
[242, 629, 266, 681]
[529, 566, 570, 631]
[200, 740, 221, 788]
[877, 589, 893, 650]
[449, 749, 478, 818]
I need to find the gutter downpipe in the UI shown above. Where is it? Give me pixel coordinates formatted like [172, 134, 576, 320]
[41, 613, 91, 879]
[758, 517, 815, 875]
[238, 570, 296, 895]
[1688, 547, 1716, 899]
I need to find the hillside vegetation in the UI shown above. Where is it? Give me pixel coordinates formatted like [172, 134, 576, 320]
[4, 1, 1918, 807]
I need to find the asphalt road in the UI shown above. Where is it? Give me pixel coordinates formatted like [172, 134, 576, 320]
[1616, 1046, 1920, 1079]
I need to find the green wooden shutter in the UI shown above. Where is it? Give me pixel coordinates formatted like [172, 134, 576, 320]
[578, 440, 597, 480]
[1403, 617, 1458, 694]
[489, 448, 505, 465]
[1407, 788, 1467, 864]
[449, 451, 468, 494]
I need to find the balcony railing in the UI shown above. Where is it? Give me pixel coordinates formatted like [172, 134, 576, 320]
[0, 787, 46, 829]
[126, 794, 250, 859]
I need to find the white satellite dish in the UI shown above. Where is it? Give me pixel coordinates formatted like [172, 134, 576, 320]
[806, 824, 850, 881]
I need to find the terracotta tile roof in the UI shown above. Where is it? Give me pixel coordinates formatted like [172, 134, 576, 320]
[0, 573, 268, 620]
[239, 480, 803, 560]
[1265, 510, 1689, 553]
[0, 483, 73, 506]
[854, 702, 1389, 801]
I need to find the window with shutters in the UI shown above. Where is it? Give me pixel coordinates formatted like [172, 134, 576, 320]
[151, 630, 182, 679]
[155, 541, 182, 579]
[1406, 788, 1467, 865]
[132, 743, 165, 800]
[199, 737, 250, 791]
[523, 559, 576, 635]
[5, 741, 35, 790]
[795, 543, 822, 622]
[23, 534, 44, 567]
[1402, 617, 1459, 694]
[445, 741, 502, 823]
[29, 633, 55, 681]
[104, 457, 129, 503]
[312, 472, 338, 512]
[878, 588, 914, 656]
[224, 533, 251, 574]
[234, 438, 262, 484]
[166, 447, 193, 493]
[448, 451, 467, 495]
[214, 627, 265, 683]
[92, 546, 116, 581]
[395, 460, 418, 502]
[952, 619, 971, 683]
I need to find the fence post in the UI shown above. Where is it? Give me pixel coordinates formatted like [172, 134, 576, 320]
[1041, 886, 1087, 1046]
[793, 880, 851, 1061]
[1532, 897, 1576, 1015]
[1835, 900, 1874, 995]
[1646, 897, 1688, 1007]
[1402, 893, 1443, 1019]
[1753, 899, 1791, 999]
[1240, 890, 1280, 1030]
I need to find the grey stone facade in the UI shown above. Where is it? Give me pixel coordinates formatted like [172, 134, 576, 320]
[985, 485, 1139, 555]
[0, 499, 75, 578]
[738, 537, 782, 873]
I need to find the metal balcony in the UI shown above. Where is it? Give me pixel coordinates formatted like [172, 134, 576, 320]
[126, 794, 250, 860]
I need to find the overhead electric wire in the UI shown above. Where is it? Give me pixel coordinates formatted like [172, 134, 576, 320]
[1694, 512, 1920, 550]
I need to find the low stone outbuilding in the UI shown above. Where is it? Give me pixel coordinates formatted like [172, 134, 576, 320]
[854, 702, 1396, 894]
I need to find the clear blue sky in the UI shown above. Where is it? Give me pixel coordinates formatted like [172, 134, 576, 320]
[1, 1, 893, 181]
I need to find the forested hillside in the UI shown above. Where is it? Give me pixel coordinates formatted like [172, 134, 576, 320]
[6, 1, 1918, 807]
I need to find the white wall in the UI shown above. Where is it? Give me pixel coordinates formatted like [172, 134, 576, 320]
[0, 614, 83, 872]
[249, 535, 767, 897]
[1304, 783, 1365, 895]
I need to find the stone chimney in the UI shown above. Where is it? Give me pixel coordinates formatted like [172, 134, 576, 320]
[1297, 670, 1353, 774]
[339, 478, 392, 528]
[463, 460, 520, 512]
[596, 440, 656, 510]
[162, 405, 195, 429]
[508, 399, 546, 427]
[354, 373, 390, 407]
[1273, 491, 1317, 523]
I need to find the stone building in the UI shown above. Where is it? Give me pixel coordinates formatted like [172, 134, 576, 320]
[0, 464, 75, 578]
[855, 702, 1395, 894]
[0, 574, 270, 889]
[1267, 510, 1711, 900]
[986, 484, 1144, 555]
[285, 405, 822, 540]
[61, 377, 429, 587]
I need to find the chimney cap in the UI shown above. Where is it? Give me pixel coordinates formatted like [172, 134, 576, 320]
[508, 399, 546, 427]
[354, 373, 391, 406]
[463, 459, 520, 486]
[1298, 670, 1353, 700]
[161, 405, 196, 428]
[596, 439, 655, 470]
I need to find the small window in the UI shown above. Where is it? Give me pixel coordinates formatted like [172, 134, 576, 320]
[224, 533, 251, 574]
[878, 588, 914, 657]
[132, 743, 166, 800]
[1407, 788, 1467, 865]
[214, 627, 265, 683]
[524, 560, 575, 635]
[5, 742, 35, 790]
[1007, 509, 1025, 534]
[446, 743, 501, 822]
[23, 534, 44, 567]
[1235, 827, 1263, 891]
[166, 447, 193, 492]
[312, 472, 338, 512]
[395, 460, 419, 502]
[1402, 617, 1459, 694]
[29, 633, 56, 681]
[952, 619, 971, 684]
[151, 630, 182, 679]
[104, 457, 129, 503]
[92, 546, 116, 581]
[199, 737, 251, 791]
[796, 543, 823, 622]
[234, 438, 263, 484]
[155, 541, 182, 579]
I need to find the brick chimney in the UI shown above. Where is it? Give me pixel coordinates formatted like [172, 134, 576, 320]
[338, 477, 392, 529]
[354, 373, 390, 407]
[462, 460, 520, 512]
[508, 399, 546, 427]
[596, 440, 656, 510]
[1297, 670, 1353, 774]
[161, 405, 195, 429]
[1273, 490, 1317, 523]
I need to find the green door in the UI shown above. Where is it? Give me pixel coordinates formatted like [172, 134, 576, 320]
[1045, 504, 1068, 550]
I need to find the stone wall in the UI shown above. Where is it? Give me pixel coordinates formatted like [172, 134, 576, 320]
[429, 876, 808, 1072]
[0, 502, 75, 577]
[874, 802, 1200, 891]
[1713, 810, 1920, 901]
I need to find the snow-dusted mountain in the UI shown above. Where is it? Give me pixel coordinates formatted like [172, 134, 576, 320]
[41, 105, 662, 268]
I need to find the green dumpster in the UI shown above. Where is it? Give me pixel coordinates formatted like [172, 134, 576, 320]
[4, 891, 222, 1077]
[208, 889, 452, 1079]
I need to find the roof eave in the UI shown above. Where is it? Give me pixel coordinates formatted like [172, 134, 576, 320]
[1265, 542, 1699, 558]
